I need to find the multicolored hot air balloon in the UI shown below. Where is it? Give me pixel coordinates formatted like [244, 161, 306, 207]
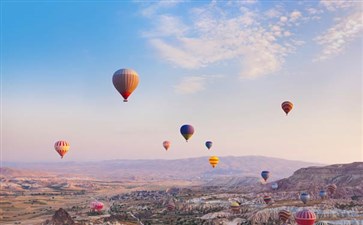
[281, 101, 293, 115]
[261, 171, 270, 182]
[278, 209, 291, 224]
[263, 195, 272, 204]
[163, 141, 171, 151]
[112, 68, 139, 102]
[327, 184, 337, 196]
[180, 124, 194, 142]
[230, 202, 240, 213]
[90, 201, 104, 212]
[209, 156, 219, 168]
[295, 209, 316, 225]
[271, 183, 279, 190]
[54, 140, 70, 159]
[319, 190, 327, 199]
[205, 141, 213, 150]
[300, 192, 310, 204]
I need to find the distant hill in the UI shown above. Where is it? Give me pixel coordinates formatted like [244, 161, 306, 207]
[275, 162, 363, 198]
[2, 156, 322, 181]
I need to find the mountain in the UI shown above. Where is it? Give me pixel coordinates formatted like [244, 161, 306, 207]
[276, 162, 363, 198]
[2, 156, 322, 181]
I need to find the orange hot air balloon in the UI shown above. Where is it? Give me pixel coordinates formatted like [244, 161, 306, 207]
[112, 68, 139, 102]
[278, 209, 291, 223]
[163, 141, 171, 151]
[327, 184, 337, 195]
[209, 156, 219, 168]
[54, 140, 70, 159]
[281, 101, 293, 115]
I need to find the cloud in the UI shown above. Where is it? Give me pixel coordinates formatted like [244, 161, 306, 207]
[290, 10, 302, 22]
[139, 1, 182, 17]
[174, 76, 206, 94]
[314, 11, 363, 61]
[320, 0, 357, 11]
[142, 2, 301, 78]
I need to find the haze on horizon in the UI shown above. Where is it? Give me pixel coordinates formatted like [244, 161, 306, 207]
[2, 1, 362, 164]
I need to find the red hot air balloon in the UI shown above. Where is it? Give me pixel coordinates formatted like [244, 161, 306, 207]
[163, 141, 171, 151]
[112, 68, 139, 102]
[278, 209, 291, 224]
[295, 209, 316, 225]
[327, 184, 337, 196]
[263, 195, 272, 204]
[54, 140, 70, 159]
[90, 201, 104, 212]
[281, 101, 293, 115]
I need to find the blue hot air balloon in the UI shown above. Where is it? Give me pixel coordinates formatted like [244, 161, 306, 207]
[205, 141, 213, 150]
[271, 183, 279, 190]
[319, 190, 327, 199]
[180, 124, 195, 142]
[261, 171, 270, 182]
[300, 192, 310, 204]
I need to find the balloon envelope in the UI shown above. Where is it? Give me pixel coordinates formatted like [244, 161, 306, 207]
[209, 156, 219, 168]
[263, 195, 272, 204]
[205, 141, 213, 150]
[327, 184, 337, 195]
[112, 68, 139, 102]
[271, 183, 278, 190]
[295, 209, 316, 225]
[278, 209, 291, 223]
[54, 140, 70, 159]
[90, 201, 104, 211]
[180, 124, 195, 142]
[281, 101, 293, 115]
[300, 192, 310, 204]
[163, 141, 171, 151]
[261, 171, 270, 181]
[319, 190, 327, 199]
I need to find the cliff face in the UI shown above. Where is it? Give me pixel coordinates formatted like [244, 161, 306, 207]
[43, 208, 75, 225]
[276, 162, 363, 198]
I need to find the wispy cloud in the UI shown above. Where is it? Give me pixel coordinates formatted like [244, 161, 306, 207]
[320, 0, 358, 11]
[314, 10, 363, 61]
[142, 1, 302, 79]
[174, 75, 223, 94]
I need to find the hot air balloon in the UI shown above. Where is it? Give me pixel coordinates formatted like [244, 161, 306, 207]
[261, 171, 270, 182]
[163, 141, 171, 151]
[230, 202, 240, 213]
[295, 209, 316, 225]
[180, 124, 194, 142]
[54, 140, 70, 159]
[209, 156, 219, 168]
[205, 141, 213, 150]
[319, 190, 327, 199]
[315, 222, 328, 225]
[281, 101, 293, 115]
[300, 192, 310, 204]
[278, 209, 291, 224]
[112, 68, 139, 102]
[90, 201, 104, 212]
[167, 201, 175, 211]
[263, 195, 272, 204]
[271, 183, 279, 190]
[327, 184, 337, 196]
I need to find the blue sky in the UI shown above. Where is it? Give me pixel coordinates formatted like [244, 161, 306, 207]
[2, 1, 362, 164]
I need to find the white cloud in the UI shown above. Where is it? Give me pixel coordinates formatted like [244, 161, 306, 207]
[143, 2, 300, 79]
[140, 1, 182, 17]
[174, 76, 206, 94]
[314, 11, 363, 61]
[280, 16, 288, 22]
[290, 10, 302, 22]
[320, 0, 357, 11]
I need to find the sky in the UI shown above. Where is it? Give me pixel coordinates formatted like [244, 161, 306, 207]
[1, 0, 362, 164]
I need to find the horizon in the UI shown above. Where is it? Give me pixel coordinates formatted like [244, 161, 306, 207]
[2, 1, 362, 165]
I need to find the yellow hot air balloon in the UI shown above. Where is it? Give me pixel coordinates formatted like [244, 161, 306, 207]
[209, 156, 219, 168]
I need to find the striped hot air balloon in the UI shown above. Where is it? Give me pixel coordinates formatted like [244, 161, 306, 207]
[315, 221, 328, 225]
[230, 202, 240, 213]
[112, 68, 139, 102]
[167, 202, 175, 211]
[180, 124, 194, 142]
[54, 140, 70, 159]
[295, 209, 316, 225]
[278, 209, 291, 223]
[209, 156, 219, 168]
[281, 101, 293, 115]
[300, 192, 310, 204]
[263, 195, 272, 204]
[205, 141, 213, 150]
[90, 201, 104, 212]
[163, 141, 171, 151]
[327, 184, 337, 196]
